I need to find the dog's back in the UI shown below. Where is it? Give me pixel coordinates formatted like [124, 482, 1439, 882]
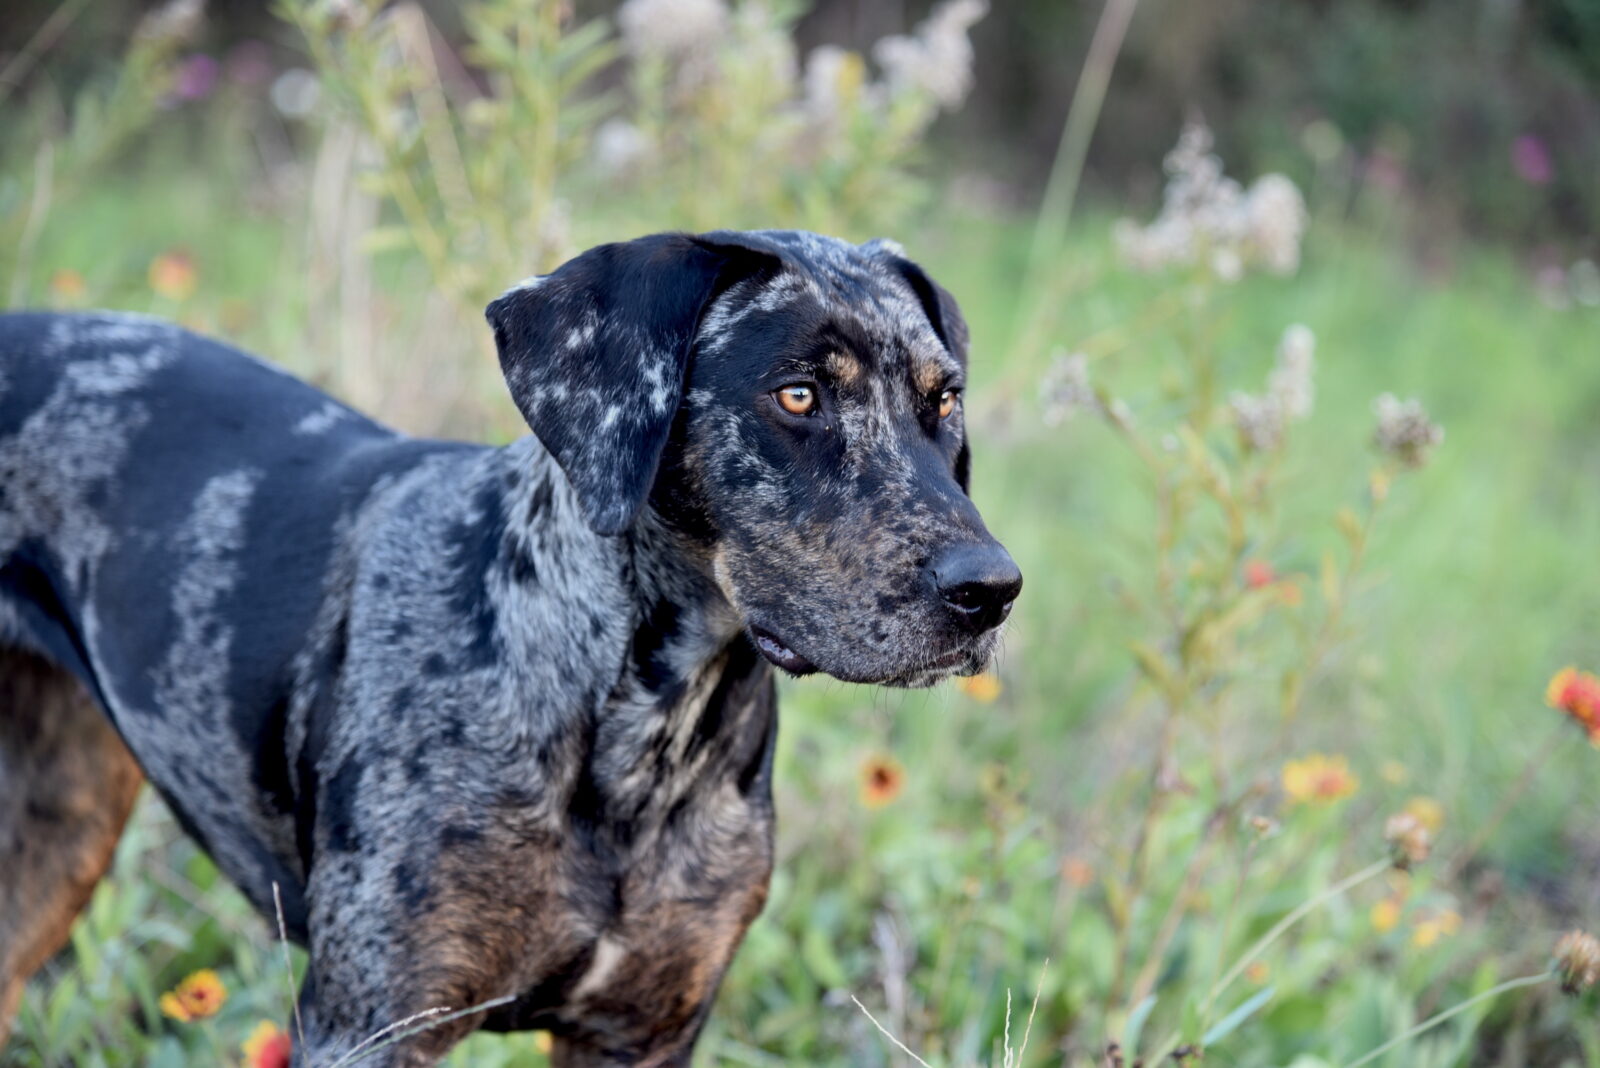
[0, 312, 473, 1035]
[0, 312, 467, 694]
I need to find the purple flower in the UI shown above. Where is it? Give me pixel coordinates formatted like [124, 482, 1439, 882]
[173, 53, 219, 101]
[1511, 134, 1552, 185]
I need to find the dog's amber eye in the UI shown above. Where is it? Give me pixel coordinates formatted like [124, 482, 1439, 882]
[938, 388, 959, 419]
[775, 384, 817, 416]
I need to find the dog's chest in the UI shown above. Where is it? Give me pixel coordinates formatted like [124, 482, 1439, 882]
[545, 782, 775, 1039]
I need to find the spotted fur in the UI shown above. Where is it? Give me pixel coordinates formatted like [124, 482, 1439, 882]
[0, 230, 1017, 1065]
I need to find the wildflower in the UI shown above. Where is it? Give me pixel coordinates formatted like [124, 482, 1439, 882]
[1230, 391, 1284, 451]
[135, 0, 204, 46]
[1384, 810, 1431, 870]
[1245, 960, 1271, 985]
[1370, 898, 1402, 933]
[1403, 796, 1445, 833]
[1244, 174, 1308, 275]
[1380, 760, 1408, 785]
[1242, 559, 1276, 589]
[1248, 815, 1279, 838]
[159, 969, 226, 1021]
[1060, 856, 1095, 888]
[225, 40, 274, 87]
[148, 250, 198, 301]
[1231, 324, 1316, 452]
[242, 1021, 292, 1068]
[534, 1030, 555, 1054]
[1546, 667, 1600, 745]
[592, 119, 654, 178]
[269, 68, 320, 120]
[802, 45, 867, 126]
[617, 0, 729, 61]
[1371, 394, 1443, 468]
[1281, 753, 1359, 804]
[1410, 909, 1461, 948]
[172, 53, 220, 101]
[872, 0, 987, 110]
[49, 269, 88, 304]
[1114, 121, 1306, 280]
[1554, 930, 1600, 995]
[860, 754, 905, 808]
[1040, 352, 1099, 426]
[1511, 134, 1553, 186]
[1269, 324, 1316, 419]
[956, 672, 1001, 703]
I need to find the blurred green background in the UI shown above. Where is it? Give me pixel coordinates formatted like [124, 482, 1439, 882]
[2, 1, 1598, 1066]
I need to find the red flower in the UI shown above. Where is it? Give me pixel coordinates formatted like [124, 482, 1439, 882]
[1547, 667, 1600, 745]
[243, 1021, 292, 1068]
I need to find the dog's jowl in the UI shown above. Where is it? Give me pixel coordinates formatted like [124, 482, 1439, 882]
[0, 230, 1020, 1066]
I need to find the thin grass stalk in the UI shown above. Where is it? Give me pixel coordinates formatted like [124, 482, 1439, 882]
[1021, 0, 1140, 307]
[1341, 972, 1552, 1068]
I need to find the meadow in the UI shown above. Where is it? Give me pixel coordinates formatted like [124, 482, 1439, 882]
[2, 1, 1599, 1065]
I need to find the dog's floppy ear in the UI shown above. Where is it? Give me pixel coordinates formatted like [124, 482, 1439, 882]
[486, 233, 778, 535]
[864, 239, 971, 364]
[865, 239, 973, 492]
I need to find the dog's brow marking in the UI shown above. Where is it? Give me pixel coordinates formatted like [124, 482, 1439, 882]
[913, 355, 957, 395]
[827, 351, 863, 385]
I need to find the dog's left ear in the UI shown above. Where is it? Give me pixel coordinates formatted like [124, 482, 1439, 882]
[865, 239, 973, 491]
[486, 233, 778, 535]
[864, 239, 971, 364]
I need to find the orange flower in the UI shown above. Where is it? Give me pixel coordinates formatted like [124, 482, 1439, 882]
[1243, 559, 1276, 589]
[1403, 796, 1445, 833]
[1060, 856, 1095, 888]
[49, 268, 88, 303]
[148, 250, 198, 301]
[159, 969, 226, 1021]
[1410, 908, 1461, 948]
[860, 754, 905, 808]
[242, 1021, 292, 1068]
[533, 1031, 554, 1054]
[1245, 960, 1271, 985]
[1370, 898, 1402, 933]
[1546, 667, 1600, 745]
[1281, 753, 1360, 804]
[956, 672, 1002, 702]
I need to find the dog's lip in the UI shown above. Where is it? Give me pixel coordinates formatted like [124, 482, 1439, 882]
[748, 626, 817, 676]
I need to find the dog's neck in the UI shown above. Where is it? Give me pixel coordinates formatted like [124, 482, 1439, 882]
[575, 507, 774, 825]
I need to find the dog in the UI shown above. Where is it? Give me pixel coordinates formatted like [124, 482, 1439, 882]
[0, 229, 1020, 1066]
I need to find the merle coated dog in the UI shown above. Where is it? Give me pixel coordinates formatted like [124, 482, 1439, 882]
[0, 230, 1020, 1065]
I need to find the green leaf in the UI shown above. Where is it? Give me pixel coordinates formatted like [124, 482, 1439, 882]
[1202, 984, 1275, 1046]
[1123, 994, 1158, 1053]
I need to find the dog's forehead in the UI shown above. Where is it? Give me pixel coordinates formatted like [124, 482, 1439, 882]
[708, 230, 958, 383]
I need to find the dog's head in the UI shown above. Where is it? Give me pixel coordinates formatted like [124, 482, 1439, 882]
[486, 230, 1020, 687]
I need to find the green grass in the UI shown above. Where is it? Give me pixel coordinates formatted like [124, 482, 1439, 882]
[5, 155, 1600, 1067]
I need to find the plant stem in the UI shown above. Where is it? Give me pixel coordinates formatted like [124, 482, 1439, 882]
[1024, 0, 1140, 297]
[1340, 972, 1552, 1068]
[1209, 857, 1389, 1007]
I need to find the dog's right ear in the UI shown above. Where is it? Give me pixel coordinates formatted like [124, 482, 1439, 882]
[486, 233, 778, 536]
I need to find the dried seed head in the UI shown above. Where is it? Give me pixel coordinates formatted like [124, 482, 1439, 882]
[1555, 930, 1600, 995]
[1040, 352, 1100, 426]
[1372, 393, 1444, 468]
[1384, 811, 1432, 870]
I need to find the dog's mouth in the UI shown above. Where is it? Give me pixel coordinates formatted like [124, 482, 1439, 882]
[747, 625, 991, 686]
[749, 626, 817, 676]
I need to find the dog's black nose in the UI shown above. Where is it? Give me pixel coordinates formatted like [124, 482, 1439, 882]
[932, 542, 1023, 634]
